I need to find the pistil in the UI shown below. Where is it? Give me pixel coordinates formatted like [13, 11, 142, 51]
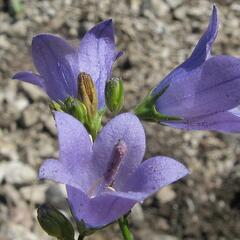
[87, 139, 128, 198]
[104, 139, 128, 186]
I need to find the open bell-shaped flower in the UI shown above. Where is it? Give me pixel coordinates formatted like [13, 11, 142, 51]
[39, 111, 188, 228]
[139, 5, 240, 132]
[13, 19, 122, 110]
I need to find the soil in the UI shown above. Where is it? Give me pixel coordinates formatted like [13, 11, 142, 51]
[0, 0, 240, 239]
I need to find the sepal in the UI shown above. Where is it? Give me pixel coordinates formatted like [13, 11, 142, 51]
[134, 86, 181, 122]
[76, 220, 95, 239]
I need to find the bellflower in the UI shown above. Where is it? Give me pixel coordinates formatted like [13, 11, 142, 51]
[153, 5, 240, 132]
[13, 19, 121, 109]
[39, 112, 188, 228]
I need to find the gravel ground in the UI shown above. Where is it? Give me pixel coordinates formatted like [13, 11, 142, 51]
[0, 0, 240, 239]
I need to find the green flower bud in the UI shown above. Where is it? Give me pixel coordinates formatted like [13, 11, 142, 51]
[37, 204, 75, 240]
[72, 100, 88, 123]
[105, 77, 124, 114]
[64, 96, 75, 111]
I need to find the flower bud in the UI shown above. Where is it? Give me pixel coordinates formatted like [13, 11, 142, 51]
[64, 96, 74, 111]
[105, 77, 124, 114]
[72, 100, 87, 123]
[78, 72, 98, 116]
[37, 204, 74, 240]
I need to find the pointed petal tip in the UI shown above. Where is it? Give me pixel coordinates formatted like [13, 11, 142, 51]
[38, 164, 46, 180]
[209, 3, 219, 28]
[38, 159, 57, 180]
[11, 71, 45, 89]
[91, 19, 113, 29]
[111, 157, 189, 202]
[115, 51, 124, 60]
[12, 71, 29, 80]
[182, 164, 190, 177]
[38, 159, 84, 190]
[164, 157, 189, 180]
[95, 19, 114, 32]
[103, 19, 113, 25]
[12, 73, 20, 80]
[212, 3, 217, 12]
[212, 4, 218, 20]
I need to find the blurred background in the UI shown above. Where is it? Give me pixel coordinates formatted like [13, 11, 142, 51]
[0, 0, 240, 239]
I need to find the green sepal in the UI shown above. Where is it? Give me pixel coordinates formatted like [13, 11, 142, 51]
[76, 220, 95, 238]
[49, 101, 63, 112]
[134, 86, 182, 122]
[75, 217, 114, 239]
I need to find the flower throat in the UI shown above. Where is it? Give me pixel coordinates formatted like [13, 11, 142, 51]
[88, 139, 128, 197]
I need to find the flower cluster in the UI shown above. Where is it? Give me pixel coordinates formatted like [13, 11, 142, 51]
[12, 4, 240, 240]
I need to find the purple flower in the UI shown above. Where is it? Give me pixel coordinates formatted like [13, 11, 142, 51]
[39, 111, 188, 228]
[13, 20, 121, 109]
[153, 5, 240, 132]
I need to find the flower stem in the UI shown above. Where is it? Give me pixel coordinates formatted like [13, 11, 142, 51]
[118, 216, 134, 240]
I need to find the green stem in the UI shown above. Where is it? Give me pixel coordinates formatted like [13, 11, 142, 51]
[118, 216, 134, 240]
